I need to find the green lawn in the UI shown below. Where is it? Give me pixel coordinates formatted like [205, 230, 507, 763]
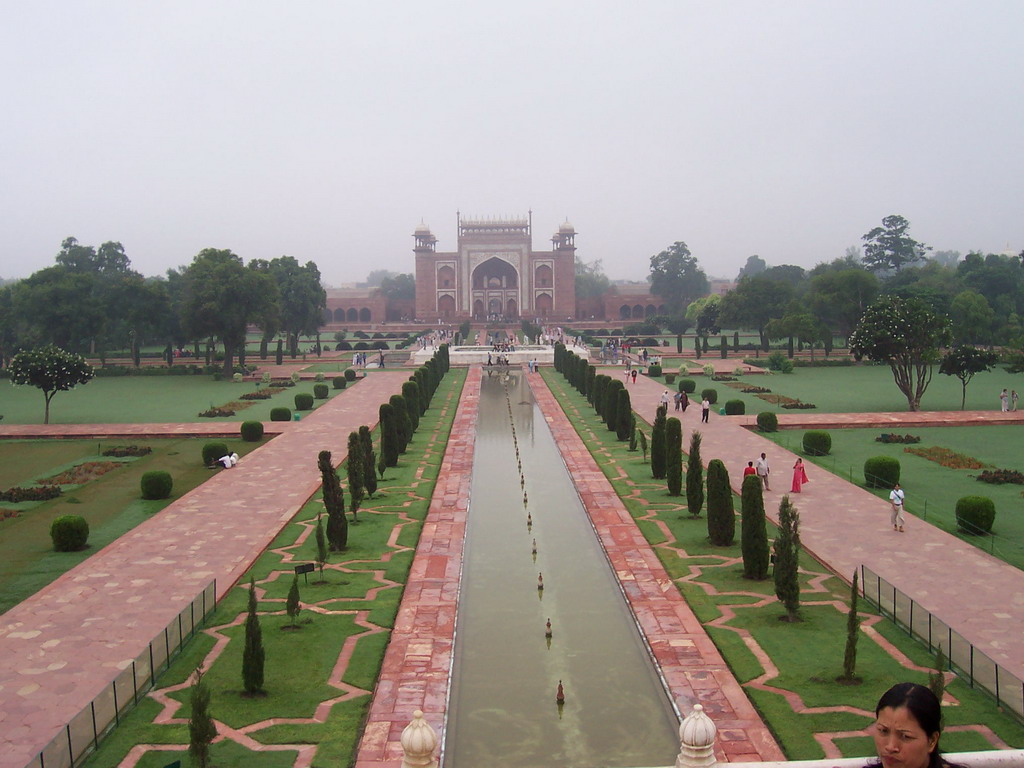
[541, 367, 1024, 758]
[0, 437, 267, 613]
[0, 376, 354, 425]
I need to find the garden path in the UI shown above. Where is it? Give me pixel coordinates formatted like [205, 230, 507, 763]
[0, 372, 409, 768]
[625, 373, 1024, 686]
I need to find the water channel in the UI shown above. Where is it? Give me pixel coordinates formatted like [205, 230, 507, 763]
[444, 370, 680, 768]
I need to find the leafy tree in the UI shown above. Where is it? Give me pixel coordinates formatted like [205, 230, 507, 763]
[766, 308, 826, 361]
[849, 296, 952, 411]
[365, 269, 399, 287]
[286, 574, 301, 628]
[188, 666, 216, 768]
[242, 576, 265, 694]
[318, 450, 347, 550]
[705, 459, 734, 545]
[346, 431, 364, 521]
[378, 273, 416, 301]
[359, 426, 378, 498]
[805, 268, 879, 341]
[939, 346, 999, 410]
[650, 405, 667, 479]
[718, 275, 793, 351]
[685, 430, 704, 516]
[267, 256, 326, 357]
[9, 345, 94, 424]
[615, 389, 633, 442]
[649, 242, 709, 316]
[949, 289, 995, 344]
[773, 496, 801, 621]
[665, 417, 682, 496]
[740, 475, 769, 579]
[178, 249, 280, 377]
[685, 295, 721, 347]
[575, 258, 611, 299]
[380, 404, 399, 467]
[861, 214, 930, 273]
[736, 254, 767, 280]
[10, 266, 105, 352]
[839, 570, 861, 682]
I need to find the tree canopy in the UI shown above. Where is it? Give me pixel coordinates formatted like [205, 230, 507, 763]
[649, 242, 709, 317]
[9, 344, 94, 423]
[718, 275, 793, 350]
[861, 214, 930, 273]
[575, 258, 611, 299]
[939, 346, 999, 410]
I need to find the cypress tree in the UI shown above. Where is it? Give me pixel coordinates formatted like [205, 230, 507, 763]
[188, 666, 216, 768]
[318, 450, 347, 550]
[359, 425, 377, 498]
[741, 474, 769, 579]
[720, 334, 728, 358]
[286, 574, 301, 628]
[651, 404, 667, 479]
[666, 417, 682, 495]
[628, 414, 638, 452]
[615, 389, 632, 441]
[773, 495, 801, 621]
[390, 394, 411, 453]
[929, 645, 947, 707]
[585, 366, 596, 404]
[275, 338, 283, 366]
[638, 427, 648, 462]
[347, 431, 364, 520]
[379, 404, 399, 467]
[706, 459, 735, 545]
[685, 430, 704, 516]
[603, 379, 622, 429]
[242, 576, 265, 694]
[694, 335, 702, 359]
[314, 516, 328, 581]
[402, 381, 421, 433]
[415, 368, 429, 414]
[592, 375, 607, 414]
[840, 570, 861, 682]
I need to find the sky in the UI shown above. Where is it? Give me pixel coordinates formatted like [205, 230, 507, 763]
[2, 1, 1022, 286]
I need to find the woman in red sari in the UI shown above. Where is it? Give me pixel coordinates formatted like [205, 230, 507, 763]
[791, 458, 809, 493]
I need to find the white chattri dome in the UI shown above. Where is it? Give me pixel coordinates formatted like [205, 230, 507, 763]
[559, 220, 575, 233]
[415, 222, 432, 235]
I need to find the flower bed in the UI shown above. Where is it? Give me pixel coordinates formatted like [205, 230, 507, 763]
[904, 446, 989, 470]
[0, 485, 62, 503]
[39, 461, 124, 486]
[102, 445, 152, 457]
[875, 433, 921, 444]
[975, 469, 1024, 485]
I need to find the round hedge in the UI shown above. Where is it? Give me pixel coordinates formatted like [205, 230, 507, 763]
[240, 420, 264, 441]
[955, 496, 995, 534]
[678, 378, 696, 393]
[647, 364, 662, 377]
[270, 407, 292, 422]
[314, 372, 325, 382]
[756, 412, 778, 432]
[864, 456, 901, 488]
[294, 392, 314, 410]
[51, 515, 89, 552]
[313, 383, 329, 400]
[140, 470, 173, 500]
[202, 441, 229, 466]
[344, 368, 357, 382]
[664, 372, 676, 384]
[803, 430, 832, 456]
[700, 388, 718, 405]
[333, 376, 347, 390]
[724, 399, 745, 415]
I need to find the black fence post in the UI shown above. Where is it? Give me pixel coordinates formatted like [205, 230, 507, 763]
[91, 700, 99, 749]
[113, 680, 119, 726]
[132, 660, 138, 706]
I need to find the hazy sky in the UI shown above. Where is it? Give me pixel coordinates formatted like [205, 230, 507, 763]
[2, 1, 1022, 286]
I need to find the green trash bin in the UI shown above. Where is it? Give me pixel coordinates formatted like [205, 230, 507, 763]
[719, 407, 726, 415]
[293, 412, 301, 422]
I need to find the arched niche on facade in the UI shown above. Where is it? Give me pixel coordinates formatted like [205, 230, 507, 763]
[536, 293, 553, 317]
[359, 307, 371, 322]
[438, 265, 456, 289]
[534, 264, 552, 288]
[438, 294, 455, 317]
[472, 257, 519, 289]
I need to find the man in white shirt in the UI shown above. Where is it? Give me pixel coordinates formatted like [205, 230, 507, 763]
[889, 482, 905, 532]
[755, 453, 770, 491]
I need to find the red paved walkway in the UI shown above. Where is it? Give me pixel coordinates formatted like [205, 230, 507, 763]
[626, 374, 1024, 685]
[0, 373, 409, 768]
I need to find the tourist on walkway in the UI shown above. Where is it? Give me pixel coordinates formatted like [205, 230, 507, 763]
[673, 391, 682, 411]
[743, 461, 757, 478]
[868, 682, 962, 768]
[680, 390, 689, 412]
[889, 482, 906, 532]
[755, 452, 770, 490]
[631, 369, 637, 384]
[700, 396, 710, 423]
[1000, 388, 1009, 411]
[660, 390, 670, 409]
[791, 458, 809, 493]
[1012, 390, 1019, 411]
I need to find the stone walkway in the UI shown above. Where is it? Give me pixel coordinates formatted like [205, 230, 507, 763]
[0, 372, 410, 768]
[625, 373, 1024, 685]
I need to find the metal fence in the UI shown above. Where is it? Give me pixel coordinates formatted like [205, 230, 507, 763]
[28, 579, 217, 768]
[860, 565, 1024, 721]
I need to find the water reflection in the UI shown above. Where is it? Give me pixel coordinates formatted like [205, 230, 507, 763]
[444, 370, 679, 768]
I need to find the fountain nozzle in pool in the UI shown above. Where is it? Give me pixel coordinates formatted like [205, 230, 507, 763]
[556, 680, 565, 704]
[545, 618, 552, 638]
[537, 572, 544, 590]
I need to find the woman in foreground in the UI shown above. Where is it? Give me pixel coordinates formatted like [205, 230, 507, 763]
[870, 682, 962, 768]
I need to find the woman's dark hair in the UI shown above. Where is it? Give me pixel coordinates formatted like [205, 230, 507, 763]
[873, 683, 960, 768]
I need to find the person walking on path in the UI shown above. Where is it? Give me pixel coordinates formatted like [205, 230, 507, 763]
[680, 390, 689, 412]
[791, 458, 809, 493]
[1012, 390, 1019, 411]
[701, 396, 710, 423]
[1000, 389, 1009, 411]
[743, 461, 757, 478]
[631, 369, 637, 384]
[660, 390, 670, 409]
[890, 482, 906, 532]
[755, 452, 770, 491]
[673, 390, 682, 411]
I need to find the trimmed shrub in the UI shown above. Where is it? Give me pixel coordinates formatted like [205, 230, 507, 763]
[313, 383, 329, 400]
[50, 515, 89, 551]
[740, 475, 769, 579]
[333, 376, 346, 389]
[700, 388, 718, 405]
[202, 441, 229, 466]
[314, 372, 325, 382]
[955, 496, 996, 534]
[651, 405, 667, 480]
[665, 417, 682, 496]
[294, 392, 314, 410]
[240, 421, 264, 441]
[647, 364, 662, 377]
[706, 459, 734, 545]
[679, 378, 696, 393]
[802, 430, 832, 456]
[664, 372, 676, 385]
[724, 399, 745, 415]
[270, 407, 291, 422]
[756, 412, 778, 432]
[864, 456, 901, 488]
[344, 368, 357, 381]
[140, 470, 173, 500]
[232, 372, 243, 383]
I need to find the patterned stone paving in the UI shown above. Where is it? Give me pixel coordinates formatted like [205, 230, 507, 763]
[0, 372, 410, 768]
